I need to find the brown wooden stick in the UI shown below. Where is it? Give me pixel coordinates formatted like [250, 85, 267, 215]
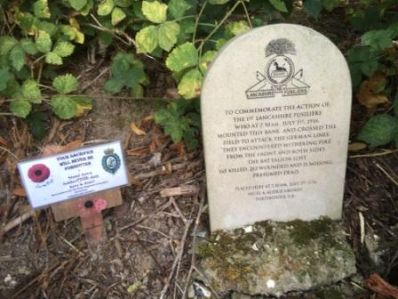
[2, 209, 36, 234]
[160, 185, 199, 198]
[367, 273, 398, 299]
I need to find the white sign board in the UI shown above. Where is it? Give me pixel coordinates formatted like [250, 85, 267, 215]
[18, 141, 128, 208]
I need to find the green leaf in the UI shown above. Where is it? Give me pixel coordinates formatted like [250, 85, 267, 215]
[358, 114, 398, 147]
[27, 111, 48, 139]
[0, 37, 17, 56]
[115, 0, 134, 7]
[322, 0, 339, 11]
[10, 99, 32, 118]
[154, 105, 189, 142]
[136, 25, 158, 54]
[158, 21, 180, 51]
[111, 7, 126, 25]
[199, 50, 217, 74]
[45, 52, 63, 65]
[168, 0, 191, 19]
[22, 79, 42, 103]
[208, 0, 230, 4]
[304, 0, 322, 18]
[51, 95, 77, 119]
[178, 68, 203, 99]
[20, 38, 38, 55]
[124, 67, 146, 88]
[9, 45, 25, 71]
[53, 74, 78, 94]
[53, 41, 75, 57]
[166, 42, 198, 72]
[142, 1, 168, 24]
[68, 0, 87, 10]
[33, 0, 51, 18]
[226, 21, 250, 37]
[97, 0, 114, 16]
[35, 30, 52, 53]
[110, 52, 135, 76]
[0, 68, 11, 91]
[360, 60, 379, 77]
[361, 29, 393, 51]
[104, 78, 125, 93]
[269, 0, 288, 12]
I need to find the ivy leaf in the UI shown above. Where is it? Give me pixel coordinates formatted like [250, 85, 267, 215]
[68, 0, 87, 11]
[136, 25, 158, 54]
[168, 0, 191, 19]
[361, 29, 393, 51]
[53, 41, 75, 57]
[304, 0, 322, 18]
[45, 52, 63, 65]
[208, 0, 230, 4]
[358, 114, 398, 147]
[51, 95, 77, 119]
[178, 68, 203, 99]
[0, 36, 17, 56]
[158, 21, 180, 51]
[10, 99, 32, 118]
[166, 42, 198, 72]
[97, 0, 114, 16]
[53, 74, 78, 94]
[0, 68, 11, 91]
[111, 7, 126, 26]
[124, 67, 146, 88]
[269, 0, 288, 13]
[22, 79, 42, 103]
[9, 45, 25, 71]
[20, 38, 38, 55]
[142, 1, 168, 24]
[104, 78, 125, 93]
[36, 30, 52, 53]
[33, 0, 51, 18]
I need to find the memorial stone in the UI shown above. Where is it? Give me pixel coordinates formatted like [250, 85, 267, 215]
[202, 24, 352, 231]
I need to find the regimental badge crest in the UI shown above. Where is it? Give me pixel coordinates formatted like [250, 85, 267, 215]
[246, 38, 310, 99]
[102, 148, 121, 174]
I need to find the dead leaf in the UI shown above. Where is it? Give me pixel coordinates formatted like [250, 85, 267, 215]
[357, 73, 389, 110]
[130, 123, 146, 136]
[367, 273, 398, 299]
[13, 185, 26, 197]
[42, 140, 82, 156]
[348, 142, 367, 152]
[0, 136, 9, 147]
[170, 142, 186, 157]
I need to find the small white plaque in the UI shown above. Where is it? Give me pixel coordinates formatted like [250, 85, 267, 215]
[18, 141, 128, 208]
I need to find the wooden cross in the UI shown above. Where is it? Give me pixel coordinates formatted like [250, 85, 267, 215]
[51, 189, 122, 247]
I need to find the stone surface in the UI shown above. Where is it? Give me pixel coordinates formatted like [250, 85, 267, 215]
[196, 218, 356, 297]
[201, 24, 352, 231]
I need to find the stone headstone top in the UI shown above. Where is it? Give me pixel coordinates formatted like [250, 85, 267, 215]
[201, 24, 352, 231]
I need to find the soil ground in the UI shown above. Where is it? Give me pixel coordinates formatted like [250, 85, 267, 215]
[1, 7, 398, 299]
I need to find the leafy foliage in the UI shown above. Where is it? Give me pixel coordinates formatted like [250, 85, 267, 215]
[0, 0, 395, 149]
[154, 99, 201, 149]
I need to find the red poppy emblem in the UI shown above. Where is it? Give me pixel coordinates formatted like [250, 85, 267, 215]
[28, 164, 50, 183]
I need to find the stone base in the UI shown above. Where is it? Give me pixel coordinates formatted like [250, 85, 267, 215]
[196, 218, 356, 297]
